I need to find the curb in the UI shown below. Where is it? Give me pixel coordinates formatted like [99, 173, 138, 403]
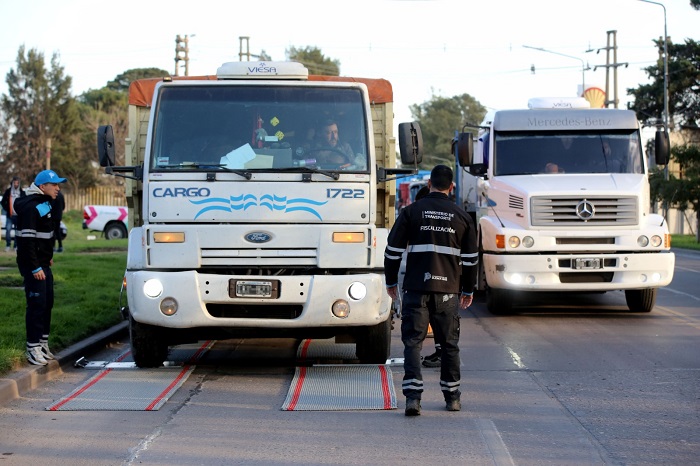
[0, 320, 128, 406]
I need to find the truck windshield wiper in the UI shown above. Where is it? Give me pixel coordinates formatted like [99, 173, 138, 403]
[276, 166, 340, 180]
[162, 162, 252, 179]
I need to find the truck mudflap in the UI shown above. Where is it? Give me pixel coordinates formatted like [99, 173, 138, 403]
[125, 270, 391, 329]
[482, 251, 675, 291]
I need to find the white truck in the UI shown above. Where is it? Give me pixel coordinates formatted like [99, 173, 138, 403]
[82, 205, 129, 239]
[452, 97, 675, 314]
[97, 61, 419, 367]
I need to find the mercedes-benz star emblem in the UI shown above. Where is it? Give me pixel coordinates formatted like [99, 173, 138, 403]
[575, 199, 595, 221]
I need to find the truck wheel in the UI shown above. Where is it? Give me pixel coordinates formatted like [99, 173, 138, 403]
[486, 287, 514, 315]
[129, 317, 168, 367]
[105, 222, 127, 240]
[355, 318, 391, 364]
[625, 288, 657, 313]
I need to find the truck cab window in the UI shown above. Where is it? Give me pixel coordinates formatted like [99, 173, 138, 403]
[150, 86, 370, 173]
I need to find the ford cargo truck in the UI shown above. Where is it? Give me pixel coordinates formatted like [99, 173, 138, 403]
[97, 61, 418, 367]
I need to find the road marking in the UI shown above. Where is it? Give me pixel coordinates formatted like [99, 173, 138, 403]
[506, 347, 526, 369]
[661, 286, 700, 302]
[655, 305, 700, 330]
[475, 418, 515, 466]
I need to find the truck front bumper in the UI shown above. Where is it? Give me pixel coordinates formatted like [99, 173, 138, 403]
[125, 270, 391, 329]
[483, 251, 675, 291]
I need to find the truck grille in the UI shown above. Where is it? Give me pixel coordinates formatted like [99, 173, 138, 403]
[531, 196, 637, 226]
[200, 248, 318, 267]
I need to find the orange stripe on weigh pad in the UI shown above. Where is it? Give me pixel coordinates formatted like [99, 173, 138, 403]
[281, 365, 397, 411]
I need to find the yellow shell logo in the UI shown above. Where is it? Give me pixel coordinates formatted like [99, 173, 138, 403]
[583, 87, 606, 108]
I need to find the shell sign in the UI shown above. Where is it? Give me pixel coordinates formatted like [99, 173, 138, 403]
[582, 87, 606, 108]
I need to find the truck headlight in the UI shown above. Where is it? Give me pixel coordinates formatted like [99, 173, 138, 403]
[650, 235, 662, 247]
[522, 236, 534, 248]
[144, 279, 163, 298]
[637, 235, 649, 247]
[348, 282, 367, 300]
[508, 236, 520, 248]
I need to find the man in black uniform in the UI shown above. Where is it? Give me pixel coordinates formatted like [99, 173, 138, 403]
[385, 165, 478, 416]
[15, 169, 67, 365]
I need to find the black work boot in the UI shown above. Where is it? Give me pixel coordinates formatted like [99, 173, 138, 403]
[445, 397, 461, 412]
[405, 398, 421, 416]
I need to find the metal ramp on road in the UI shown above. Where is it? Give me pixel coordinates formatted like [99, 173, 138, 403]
[45, 338, 397, 412]
[46, 341, 213, 411]
[282, 338, 398, 411]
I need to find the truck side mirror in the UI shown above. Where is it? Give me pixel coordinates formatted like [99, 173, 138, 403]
[469, 164, 487, 176]
[654, 129, 670, 166]
[97, 125, 116, 167]
[398, 122, 423, 165]
[452, 132, 474, 167]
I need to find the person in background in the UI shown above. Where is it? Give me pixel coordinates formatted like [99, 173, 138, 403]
[2, 176, 26, 252]
[51, 190, 65, 252]
[385, 165, 478, 416]
[14, 169, 67, 365]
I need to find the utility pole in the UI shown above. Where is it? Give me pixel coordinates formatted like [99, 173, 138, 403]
[592, 31, 628, 108]
[46, 130, 51, 170]
[174, 35, 190, 76]
[239, 36, 262, 61]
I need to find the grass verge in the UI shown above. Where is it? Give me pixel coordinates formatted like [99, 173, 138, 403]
[672, 234, 700, 251]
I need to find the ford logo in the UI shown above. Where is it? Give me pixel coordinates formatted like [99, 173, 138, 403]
[245, 232, 272, 243]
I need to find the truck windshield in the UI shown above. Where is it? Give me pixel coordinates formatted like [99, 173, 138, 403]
[150, 85, 370, 173]
[493, 130, 644, 176]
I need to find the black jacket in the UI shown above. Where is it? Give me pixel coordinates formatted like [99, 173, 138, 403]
[384, 192, 478, 295]
[14, 184, 56, 273]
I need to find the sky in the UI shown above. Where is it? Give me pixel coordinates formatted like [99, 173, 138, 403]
[0, 0, 698, 129]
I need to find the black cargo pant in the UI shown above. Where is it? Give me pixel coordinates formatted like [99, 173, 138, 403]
[22, 266, 54, 344]
[400, 291, 461, 401]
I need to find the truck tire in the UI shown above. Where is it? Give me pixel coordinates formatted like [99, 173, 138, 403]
[486, 287, 514, 315]
[105, 222, 127, 240]
[625, 288, 657, 313]
[129, 317, 169, 367]
[355, 318, 391, 364]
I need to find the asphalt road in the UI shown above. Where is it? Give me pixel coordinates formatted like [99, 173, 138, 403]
[0, 248, 698, 465]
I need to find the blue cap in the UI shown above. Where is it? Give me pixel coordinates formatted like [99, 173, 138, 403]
[34, 169, 67, 186]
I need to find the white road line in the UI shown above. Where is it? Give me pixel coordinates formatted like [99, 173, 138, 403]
[506, 347, 526, 369]
[475, 418, 516, 466]
[660, 286, 700, 302]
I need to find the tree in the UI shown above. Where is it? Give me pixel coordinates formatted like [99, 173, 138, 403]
[627, 39, 700, 128]
[0, 46, 88, 191]
[287, 46, 340, 76]
[649, 143, 700, 241]
[409, 92, 487, 168]
[106, 67, 170, 92]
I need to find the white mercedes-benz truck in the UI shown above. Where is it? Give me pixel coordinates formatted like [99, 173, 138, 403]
[453, 97, 675, 314]
[97, 61, 419, 367]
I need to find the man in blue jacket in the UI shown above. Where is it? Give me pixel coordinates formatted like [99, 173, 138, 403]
[385, 165, 478, 416]
[14, 169, 67, 365]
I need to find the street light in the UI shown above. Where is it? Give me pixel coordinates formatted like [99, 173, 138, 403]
[638, 0, 669, 135]
[523, 45, 590, 95]
[638, 0, 670, 223]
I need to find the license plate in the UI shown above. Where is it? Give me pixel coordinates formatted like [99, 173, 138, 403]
[573, 258, 601, 270]
[230, 280, 279, 298]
